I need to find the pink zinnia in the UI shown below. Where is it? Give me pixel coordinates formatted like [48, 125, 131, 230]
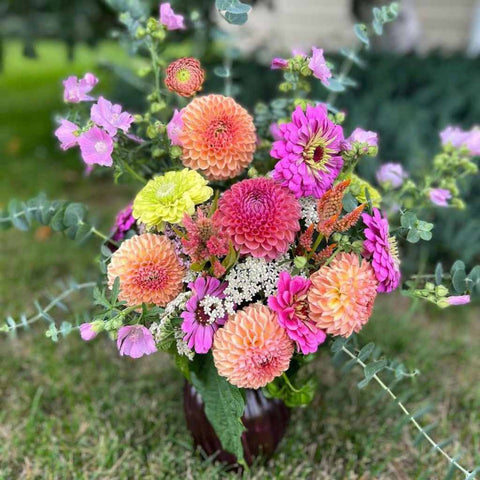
[308, 47, 331, 86]
[167, 108, 184, 146]
[159, 2, 185, 30]
[79, 323, 97, 341]
[54, 119, 79, 150]
[117, 325, 157, 359]
[181, 276, 228, 354]
[429, 188, 451, 207]
[268, 272, 326, 354]
[78, 127, 114, 166]
[271, 104, 344, 198]
[90, 96, 134, 136]
[213, 178, 300, 260]
[362, 208, 401, 293]
[63, 73, 98, 103]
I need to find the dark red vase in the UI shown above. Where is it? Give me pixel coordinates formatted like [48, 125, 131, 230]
[183, 382, 290, 467]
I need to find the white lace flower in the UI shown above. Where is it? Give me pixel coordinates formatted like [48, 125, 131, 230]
[299, 196, 319, 226]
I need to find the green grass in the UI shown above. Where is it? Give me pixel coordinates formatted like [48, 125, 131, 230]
[1, 42, 479, 479]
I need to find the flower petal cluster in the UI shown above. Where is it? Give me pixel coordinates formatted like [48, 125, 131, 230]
[117, 325, 157, 358]
[159, 2, 185, 30]
[63, 73, 98, 103]
[308, 252, 378, 337]
[376, 162, 408, 189]
[178, 94, 256, 180]
[90, 96, 134, 136]
[268, 272, 326, 354]
[54, 119, 79, 150]
[429, 188, 451, 207]
[107, 233, 185, 307]
[213, 304, 294, 389]
[362, 208, 401, 293]
[308, 47, 331, 85]
[132, 169, 213, 229]
[165, 58, 205, 97]
[440, 126, 480, 156]
[77, 127, 114, 166]
[272, 104, 344, 198]
[214, 178, 300, 260]
[181, 276, 228, 354]
[167, 109, 184, 146]
[111, 203, 136, 242]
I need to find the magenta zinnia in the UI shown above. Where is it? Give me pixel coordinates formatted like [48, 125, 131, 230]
[213, 178, 300, 260]
[271, 104, 344, 198]
[362, 208, 401, 293]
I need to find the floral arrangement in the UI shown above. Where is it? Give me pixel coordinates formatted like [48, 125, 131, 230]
[2, 1, 479, 474]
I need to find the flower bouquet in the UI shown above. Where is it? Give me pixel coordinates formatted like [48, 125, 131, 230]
[2, 1, 479, 474]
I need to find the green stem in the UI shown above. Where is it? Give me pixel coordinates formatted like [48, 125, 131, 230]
[306, 233, 324, 261]
[282, 373, 301, 393]
[122, 161, 147, 185]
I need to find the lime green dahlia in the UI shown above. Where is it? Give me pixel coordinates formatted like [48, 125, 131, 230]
[132, 169, 213, 229]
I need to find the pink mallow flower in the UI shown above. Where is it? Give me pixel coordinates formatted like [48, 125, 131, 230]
[362, 208, 401, 293]
[117, 325, 157, 358]
[167, 109, 184, 146]
[440, 126, 480, 156]
[447, 295, 470, 306]
[376, 162, 408, 189]
[429, 188, 451, 207]
[159, 2, 185, 30]
[271, 57, 289, 70]
[78, 127, 114, 167]
[308, 47, 331, 86]
[181, 276, 228, 354]
[268, 272, 326, 354]
[63, 73, 98, 103]
[54, 119, 79, 150]
[79, 323, 98, 341]
[90, 96, 134, 136]
[347, 127, 378, 149]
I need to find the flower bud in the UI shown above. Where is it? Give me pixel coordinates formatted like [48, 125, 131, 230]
[135, 27, 147, 39]
[294, 256, 308, 269]
[435, 285, 448, 297]
[146, 17, 159, 32]
[170, 146, 182, 158]
[279, 82, 292, 92]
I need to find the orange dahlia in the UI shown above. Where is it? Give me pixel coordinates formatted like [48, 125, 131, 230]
[165, 57, 205, 97]
[308, 252, 378, 337]
[213, 304, 293, 389]
[107, 233, 184, 307]
[178, 94, 256, 180]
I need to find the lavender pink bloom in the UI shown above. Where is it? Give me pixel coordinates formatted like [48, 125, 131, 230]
[159, 2, 185, 30]
[111, 203, 136, 242]
[271, 104, 344, 198]
[346, 127, 378, 150]
[308, 47, 331, 85]
[79, 323, 97, 341]
[90, 96, 134, 136]
[54, 119, 79, 150]
[271, 57, 289, 70]
[376, 162, 408, 189]
[440, 126, 480, 156]
[117, 325, 157, 358]
[167, 109, 184, 146]
[63, 73, 98, 103]
[78, 127, 114, 167]
[429, 188, 451, 207]
[268, 272, 326, 354]
[181, 276, 228, 354]
[447, 295, 471, 306]
[362, 208, 401, 293]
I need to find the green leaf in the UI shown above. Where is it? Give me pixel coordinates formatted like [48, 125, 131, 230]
[452, 268, 467, 293]
[364, 359, 387, 381]
[400, 211, 417, 229]
[406, 229, 420, 243]
[63, 203, 87, 227]
[213, 66, 230, 78]
[8, 199, 29, 231]
[353, 23, 369, 46]
[216, 0, 251, 14]
[434, 263, 443, 285]
[283, 379, 316, 407]
[450, 260, 465, 276]
[190, 354, 245, 464]
[358, 342, 375, 362]
[342, 192, 358, 212]
[324, 77, 346, 92]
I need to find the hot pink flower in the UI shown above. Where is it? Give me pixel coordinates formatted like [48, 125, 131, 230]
[429, 188, 451, 207]
[271, 57, 288, 70]
[271, 104, 344, 198]
[447, 295, 470, 305]
[268, 272, 326, 354]
[159, 2, 185, 30]
[63, 73, 98, 103]
[117, 325, 157, 358]
[111, 203, 136, 242]
[167, 109, 184, 146]
[362, 208, 401, 293]
[90, 96, 134, 136]
[79, 323, 97, 341]
[78, 127, 114, 167]
[54, 119, 79, 150]
[269, 122, 283, 141]
[308, 47, 331, 85]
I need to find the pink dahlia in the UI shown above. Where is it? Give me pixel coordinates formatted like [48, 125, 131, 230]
[271, 104, 344, 198]
[181, 276, 228, 354]
[362, 208, 401, 293]
[213, 178, 300, 260]
[117, 325, 157, 358]
[268, 272, 326, 354]
[90, 96, 134, 136]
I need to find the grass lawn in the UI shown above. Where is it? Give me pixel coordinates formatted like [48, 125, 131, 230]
[0, 42, 479, 479]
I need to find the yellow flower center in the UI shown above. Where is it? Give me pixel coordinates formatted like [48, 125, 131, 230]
[156, 182, 175, 199]
[176, 68, 191, 83]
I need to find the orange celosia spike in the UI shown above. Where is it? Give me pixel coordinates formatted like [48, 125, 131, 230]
[317, 214, 339, 237]
[312, 243, 337, 265]
[317, 179, 351, 223]
[299, 224, 315, 251]
[336, 204, 366, 233]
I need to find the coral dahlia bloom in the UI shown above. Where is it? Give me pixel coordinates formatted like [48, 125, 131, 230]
[362, 208, 401, 293]
[308, 252, 378, 337]
[214, 178, 300, 260]
[272, 104, 344, 198]
[213, 304, 293, 389]
[107, 233, 185, 307]
[268, 272, 326, 354]
[165, 58, 205, 98]
[178, 94, 256, 180]
[117, 325, 157, 358]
